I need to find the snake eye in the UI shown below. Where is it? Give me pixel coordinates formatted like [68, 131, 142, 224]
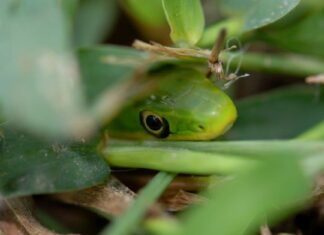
[140, 111, 170, 138]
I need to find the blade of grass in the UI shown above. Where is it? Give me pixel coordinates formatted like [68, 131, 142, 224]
[105, 140, 324, 177]
[99, 171, 176, 235]
[104, 146, 257, 175]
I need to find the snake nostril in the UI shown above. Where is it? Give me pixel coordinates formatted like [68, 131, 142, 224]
[198, 125, 205, 131]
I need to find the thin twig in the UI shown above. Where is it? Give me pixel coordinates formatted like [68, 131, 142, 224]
[260, 224, 272, 235]
[306, 74, 324, 84]
[132, 40, 210, 59]
[206, 28, 227, 79]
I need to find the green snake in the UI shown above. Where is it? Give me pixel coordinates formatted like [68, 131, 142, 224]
[103, 66, 245, 175]
[106, 66, 237, 140]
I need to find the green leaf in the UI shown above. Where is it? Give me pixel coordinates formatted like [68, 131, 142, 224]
[162, 0, 205, 46]
[259, 9, 324, 59]
[219, 0, 300, 31]
[78, 45, 147, 104]
[226, 85, 324, 140]
[74, 0, 118, 47]
[0, 0, 87, 137]
[122, 0, 166, 27]
[181, 157, 311, 235]
[0, 127, 109, 198]
[298, 120, 324, 140]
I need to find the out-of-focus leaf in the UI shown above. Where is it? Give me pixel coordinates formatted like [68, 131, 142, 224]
[162, 0, 205, 46]
[298, 120, 324, 140]
[78, 45, 147, 103]
[0, 0, 88, 137]
[74, 0, 118, 47]
[181, 157, 311, 235]
[226, 85, 324, 140]
[122, 0, 166, 27]
[219, 0, 300, 31]
[0, 126, 109, 198]
[260, 9, 324, 59]
[60, 0, 79, 26]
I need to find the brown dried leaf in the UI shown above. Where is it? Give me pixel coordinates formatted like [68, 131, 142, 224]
[306, 74, 324, 85]
[162, 190, 204, 212]
[1, 197, 77, 235]
[52, 177, 135, 217]
[132, 40, 210, 60]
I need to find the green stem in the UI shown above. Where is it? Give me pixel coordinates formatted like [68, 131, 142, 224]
[100, 171, 175, 235]
[221, 51, 324, 77]
[104, 146, 256, 175]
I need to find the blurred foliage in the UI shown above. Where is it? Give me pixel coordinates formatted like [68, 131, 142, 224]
[180, 157, 310, 235]
[218, 0, 300, 31]
[227, 85, 324, 139]
[0, 126, 109, 198]
[74, 0, 118, 47]
[78, 46, 147, 103]
[259, 9, 324, 58]
[0, 0, 324, 235]
[0, 0, 87, 137]
[121, 0, 166, 27]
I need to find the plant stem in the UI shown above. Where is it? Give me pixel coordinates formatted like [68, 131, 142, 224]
[221, 51, 324, 77]
[104, 146, 256, 175]
[100, 171, 176, 235]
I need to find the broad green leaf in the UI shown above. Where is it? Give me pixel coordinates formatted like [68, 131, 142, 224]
[122, 0, 166, 27]
[298, 120, 324, 140]
[219, 0, 300, 31]
[226, 85, 324, 140]
[0, 0, 87, 137]
[259, 9, 324, 59]
[162, 0, 205, 46]
[74, 0, 118, 47]
[78, 46, 147, 103]
[0, 126, 109, 198]
[181, 157, 310, 235]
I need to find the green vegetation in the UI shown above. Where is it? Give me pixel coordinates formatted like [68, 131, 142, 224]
[0, 0, 324, 235]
